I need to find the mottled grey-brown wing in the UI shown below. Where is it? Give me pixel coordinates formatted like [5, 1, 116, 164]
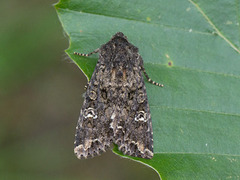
[113, 66, 154, 159]
[74, 63, 113, 159]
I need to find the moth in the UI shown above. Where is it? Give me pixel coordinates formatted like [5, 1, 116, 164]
[73, 32, 163, 159]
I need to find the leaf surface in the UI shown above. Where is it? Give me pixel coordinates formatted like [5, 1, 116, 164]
[55, 0, 240, 179]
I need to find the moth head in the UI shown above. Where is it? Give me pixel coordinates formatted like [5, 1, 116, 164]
[111, 32, 128, 41]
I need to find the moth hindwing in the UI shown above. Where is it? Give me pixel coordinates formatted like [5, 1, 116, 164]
[73, 32, 163, 159]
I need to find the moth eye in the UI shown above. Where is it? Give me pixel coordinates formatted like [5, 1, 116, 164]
[137, 92, 145, 103]
[83, 108, 97, 119]
[89, 91, 97, 100]
[134, 111, 147, 122]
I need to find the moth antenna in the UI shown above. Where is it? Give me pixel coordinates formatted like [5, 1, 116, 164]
[142, 67, 164, 87]
[74, 48, 99, 57]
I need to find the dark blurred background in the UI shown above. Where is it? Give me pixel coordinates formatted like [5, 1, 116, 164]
[0, 0, 158, 179]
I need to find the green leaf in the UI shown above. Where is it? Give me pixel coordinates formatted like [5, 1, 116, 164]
[55, 0, 240, 179]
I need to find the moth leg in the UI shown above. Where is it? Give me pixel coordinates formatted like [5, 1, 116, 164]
[74, 48, 99, 57]
[141, 67, 164, 87]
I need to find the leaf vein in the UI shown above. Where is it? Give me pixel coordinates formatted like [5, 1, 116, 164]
[146, 62, 240, 79]
[58, 7, 214, 36]
[236, 0, 240, 46]
[154, 152, 240, 157]
[150, 105, 240, 117]
[189, 0, 240, 54]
